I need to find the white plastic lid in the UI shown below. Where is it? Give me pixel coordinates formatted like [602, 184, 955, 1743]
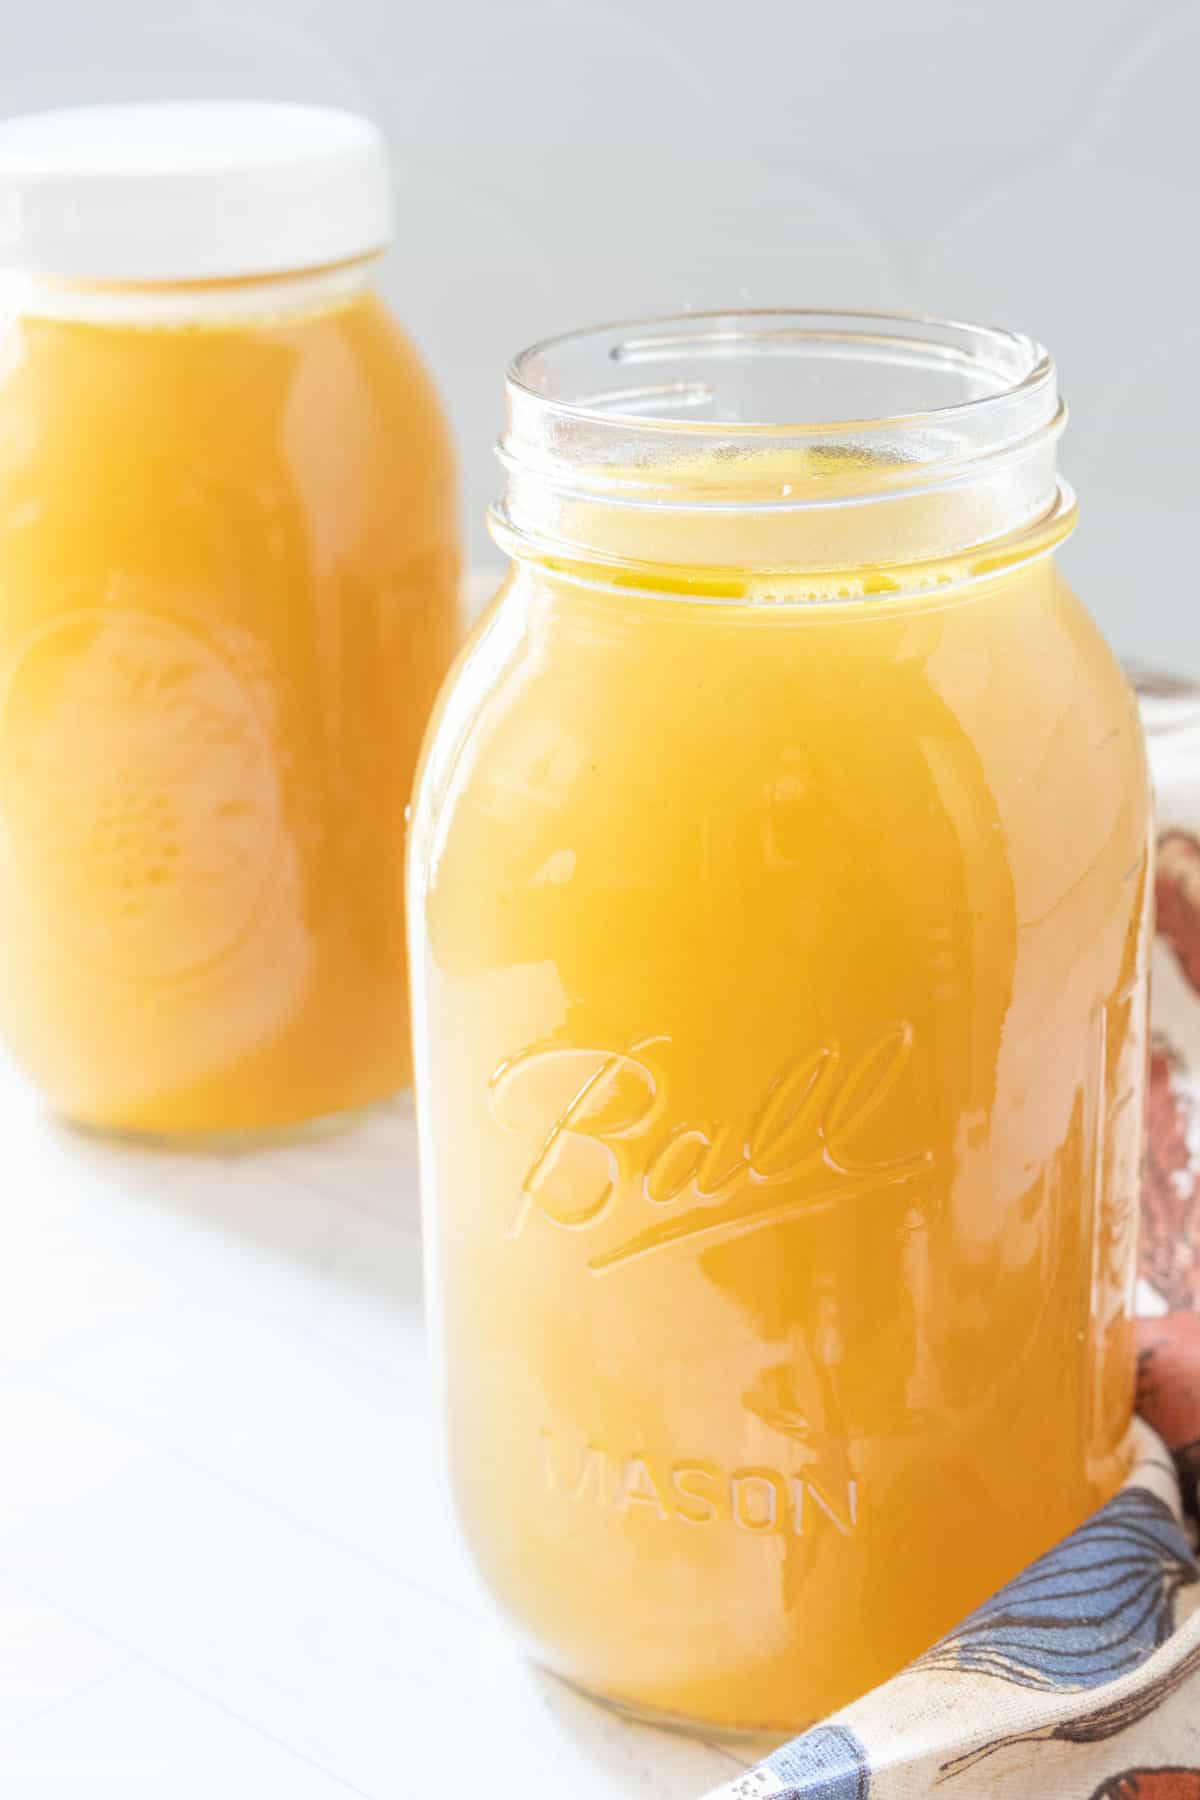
[0, 102, 391, 281]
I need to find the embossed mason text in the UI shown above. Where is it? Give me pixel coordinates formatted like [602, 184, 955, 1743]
[538, 1432, 860, 1538]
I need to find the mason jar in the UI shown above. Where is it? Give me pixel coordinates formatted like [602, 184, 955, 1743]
[0, 104, 460, 1136]
[409, 311, 1150, 1733]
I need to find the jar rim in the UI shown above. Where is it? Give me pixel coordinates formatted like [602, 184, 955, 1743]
[0, 253, 378, 326]
[496, 308, 1069, 585]
[506, 307, 1056, 439]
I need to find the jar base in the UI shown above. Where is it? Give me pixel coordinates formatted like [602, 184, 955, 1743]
[60, 1090, 403, 1151]
[541, 1662, 800, 1746]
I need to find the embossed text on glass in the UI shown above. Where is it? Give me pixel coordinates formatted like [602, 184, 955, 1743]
[489, 1025, 934, 1271]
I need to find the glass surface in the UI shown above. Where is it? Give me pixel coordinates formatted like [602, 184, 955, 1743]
[409, 312, 1149, 1733]
[0, 268, 460, 1134]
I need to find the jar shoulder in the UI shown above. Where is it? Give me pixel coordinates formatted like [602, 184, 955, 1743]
[0, 289, 458, 559]
[0, 289, 451, 458]
[414, 562, 1148, 843]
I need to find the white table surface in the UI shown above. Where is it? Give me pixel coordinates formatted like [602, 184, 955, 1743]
[0, 1049, 759, 1797]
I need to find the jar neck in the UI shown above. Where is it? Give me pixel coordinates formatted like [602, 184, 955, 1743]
[491, 310, 1074, 596]
[0, 253, 378, 326]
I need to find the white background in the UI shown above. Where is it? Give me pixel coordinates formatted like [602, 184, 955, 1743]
[0, 1053, 757, 1797]
[2, 0, 1197, 669]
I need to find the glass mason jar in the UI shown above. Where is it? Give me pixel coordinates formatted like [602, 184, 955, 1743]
[409, 312, 1150, 1734]
[0, 105, 460, 1137]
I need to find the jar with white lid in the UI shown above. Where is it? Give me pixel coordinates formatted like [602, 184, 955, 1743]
[0, 103, 460, 1136]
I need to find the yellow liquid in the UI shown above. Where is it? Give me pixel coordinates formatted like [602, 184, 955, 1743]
[411, 498, 1150, 1731]
[0, 285, 459, 1135]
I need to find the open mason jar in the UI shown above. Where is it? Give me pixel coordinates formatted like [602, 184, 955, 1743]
[409, 311, 1151, 1734]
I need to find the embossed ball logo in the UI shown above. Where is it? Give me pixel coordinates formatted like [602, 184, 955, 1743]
[489, 1025, 934, 1270]
[0, 610, 282, 984]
